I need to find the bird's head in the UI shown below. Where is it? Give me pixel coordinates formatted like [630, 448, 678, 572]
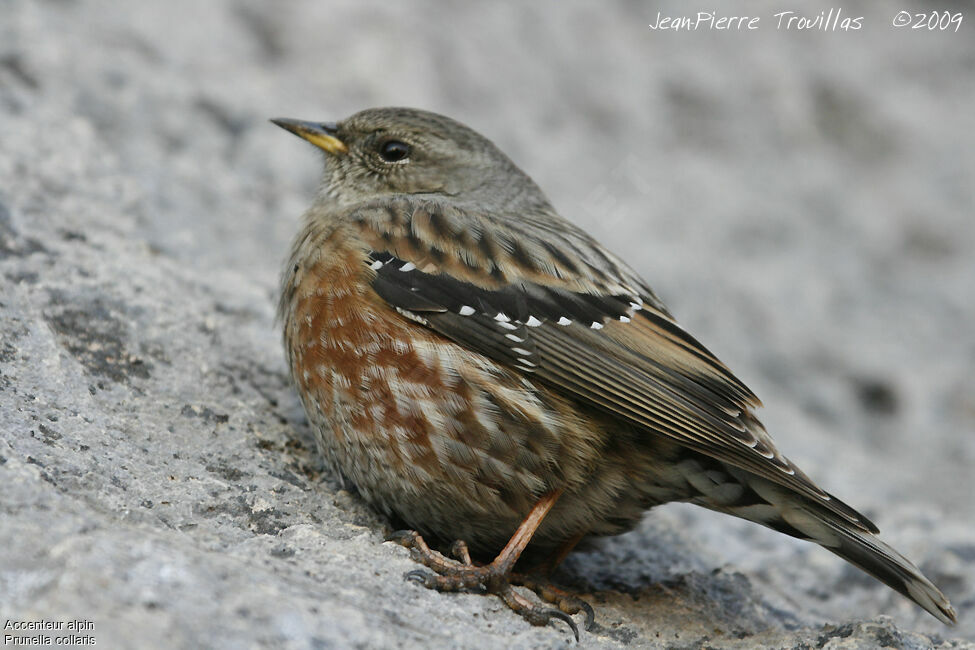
[271, 107, 547, 211]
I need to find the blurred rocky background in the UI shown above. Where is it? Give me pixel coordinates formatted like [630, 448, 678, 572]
[1, 1, 973, 647]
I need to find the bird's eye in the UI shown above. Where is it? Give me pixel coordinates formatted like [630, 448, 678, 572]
[379, 140, 410, 163]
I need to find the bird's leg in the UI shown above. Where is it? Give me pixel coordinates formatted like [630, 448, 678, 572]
[388, 490, 589, 640]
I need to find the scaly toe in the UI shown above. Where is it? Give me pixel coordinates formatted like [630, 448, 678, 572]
[512, 573, 595, 631]
[449, 539, 474, 565]
[497, 582, 580, 642]
[386, 529, 421, 546]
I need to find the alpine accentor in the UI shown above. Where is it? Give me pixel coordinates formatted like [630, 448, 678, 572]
[272, 107, 955, 637]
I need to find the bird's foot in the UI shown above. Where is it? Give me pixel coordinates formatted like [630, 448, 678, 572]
[510, 573, 595, 631]
[387, 529, 590, 641]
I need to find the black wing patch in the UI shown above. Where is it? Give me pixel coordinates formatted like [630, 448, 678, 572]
[369, 251, 637, 325]
[368, 251, 642, 372]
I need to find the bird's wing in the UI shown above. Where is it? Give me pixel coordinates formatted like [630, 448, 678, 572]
[349, 198, 877, 534]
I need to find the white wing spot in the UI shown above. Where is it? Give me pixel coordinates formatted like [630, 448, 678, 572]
[494, 312, 511, 322]
[458, 305, 476, 316]
[619, 315, 631, 323]
[370, 260, 384, 270]
[629, 301, 643, 311]
[498, 321, 518, 331]
[395, 307, 428, 325]
[399, 262, 416, 272]
[515, 359, 537, 368]
[590, 321, 604, 330]
[557, 317, 572, 326]
[511, 347, 531, 356]
[505, 333, 526, 343]
[525, 316, 542, 327]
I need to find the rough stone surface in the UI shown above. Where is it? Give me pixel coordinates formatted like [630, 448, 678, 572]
[1, 1, 973, 648]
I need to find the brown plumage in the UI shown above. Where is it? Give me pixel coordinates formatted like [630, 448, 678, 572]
[273, 108, 956, 637]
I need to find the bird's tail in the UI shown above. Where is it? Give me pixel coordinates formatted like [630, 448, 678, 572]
[811, 509, 957, 624]
[702, 471, 957, 625]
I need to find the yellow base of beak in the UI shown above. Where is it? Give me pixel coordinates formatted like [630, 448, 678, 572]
[271, 118, 348, 154]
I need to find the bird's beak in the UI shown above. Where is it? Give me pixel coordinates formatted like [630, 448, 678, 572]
[270, 118, 348, 155]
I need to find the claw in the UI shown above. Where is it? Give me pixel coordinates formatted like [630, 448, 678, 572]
[578, 600, 595, 631]
[405, 569, 433, 585]
[386, 529, 419, 545]
[547, 608, 580, 643]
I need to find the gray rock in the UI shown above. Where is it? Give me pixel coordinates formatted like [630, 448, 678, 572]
[1, 1, 972, 647]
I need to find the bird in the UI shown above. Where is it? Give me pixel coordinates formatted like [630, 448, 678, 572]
[271, 107, 956, 638]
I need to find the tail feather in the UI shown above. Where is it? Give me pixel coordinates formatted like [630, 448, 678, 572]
[699, 469, 957, 624]
[813, 511, 957, 624]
